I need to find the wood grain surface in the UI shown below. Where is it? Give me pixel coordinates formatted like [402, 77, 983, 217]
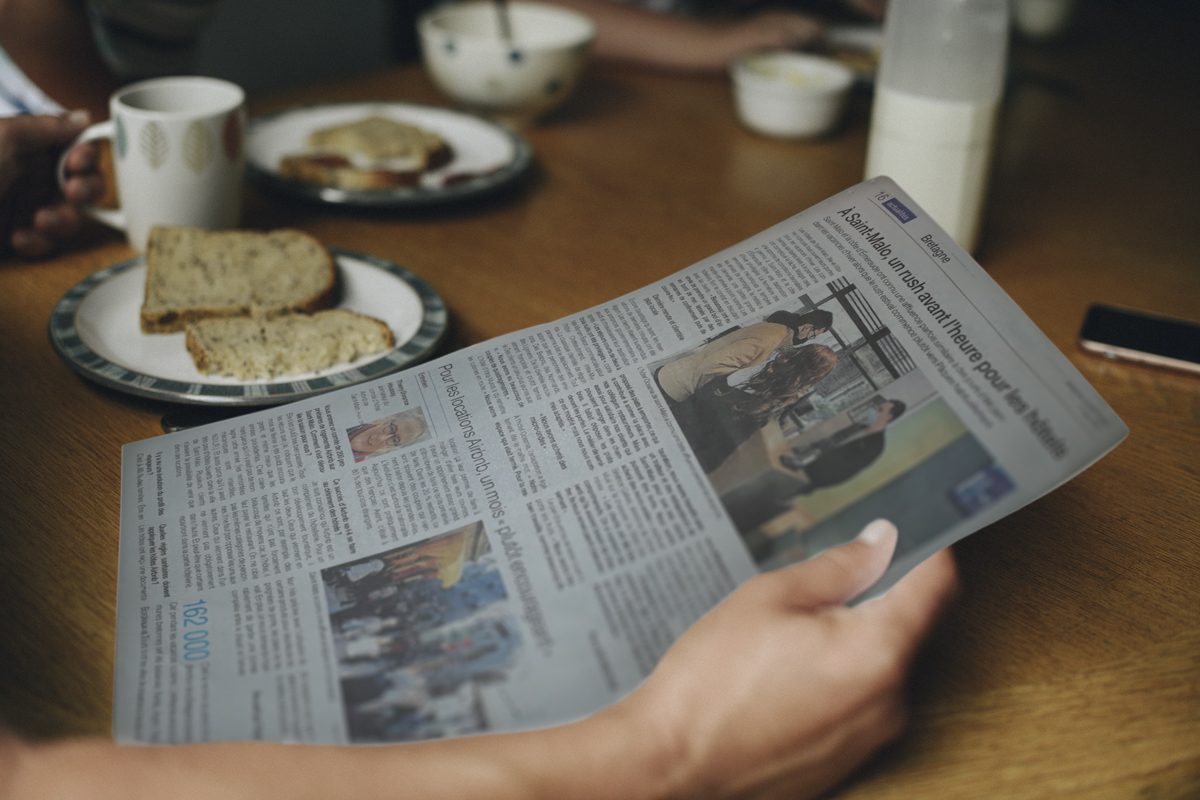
[1, 2, 1197, 796]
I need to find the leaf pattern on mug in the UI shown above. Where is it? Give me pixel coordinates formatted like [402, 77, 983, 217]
[140, 121, 169, 170]
[183, 120, 214, 173]
[115, 116, 128, 160]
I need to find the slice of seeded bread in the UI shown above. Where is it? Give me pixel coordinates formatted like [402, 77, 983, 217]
[305, 116, 452, 169]
[277, 116, 454, 190]
[141, 227, 337, 333]
[185, 309, 395, 380]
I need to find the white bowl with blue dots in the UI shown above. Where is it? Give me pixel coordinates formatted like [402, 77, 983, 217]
[419, 1, 596, 123]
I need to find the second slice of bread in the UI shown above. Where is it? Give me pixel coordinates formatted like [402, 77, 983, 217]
[141, 227, 337, 333]
[186, 309, 395, 380]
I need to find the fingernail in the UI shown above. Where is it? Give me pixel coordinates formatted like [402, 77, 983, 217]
[65, 109, 90, 127]
[11, 230, 35, 250]
[858, 519, 896, 546]
[39, 209, 63, 229]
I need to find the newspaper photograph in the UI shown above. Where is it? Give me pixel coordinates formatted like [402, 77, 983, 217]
[113, 177, 1127, 746]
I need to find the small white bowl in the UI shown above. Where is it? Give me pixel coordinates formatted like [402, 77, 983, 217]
[730, 51, 854, 139]
[418, 1, 596, 124]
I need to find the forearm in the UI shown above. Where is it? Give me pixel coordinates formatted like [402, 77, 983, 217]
[5, 708, 671, 800]
[543, 0, 738, 73]
[545, 0, 824, 73]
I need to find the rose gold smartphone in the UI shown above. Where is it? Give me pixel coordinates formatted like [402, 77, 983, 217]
[1078, 304, 1200, 377]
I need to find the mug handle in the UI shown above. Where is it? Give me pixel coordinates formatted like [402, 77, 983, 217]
[57, 120, 125, 232]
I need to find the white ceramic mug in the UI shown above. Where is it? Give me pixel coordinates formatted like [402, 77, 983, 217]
[61, 76, 246, 251]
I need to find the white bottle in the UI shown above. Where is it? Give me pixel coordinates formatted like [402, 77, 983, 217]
[864, 0, 1010, 253]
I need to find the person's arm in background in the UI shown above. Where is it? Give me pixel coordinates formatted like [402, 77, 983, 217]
[547, 0, 824, 73]
[541, 0, 887, 74]
[1, 521, 957, 800]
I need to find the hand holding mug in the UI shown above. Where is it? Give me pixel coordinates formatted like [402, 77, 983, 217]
[0, 110, 105, 257]
[59, 76, 246, 252]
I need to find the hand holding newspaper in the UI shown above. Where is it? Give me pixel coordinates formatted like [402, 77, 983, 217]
[114, 178, 1126, 744]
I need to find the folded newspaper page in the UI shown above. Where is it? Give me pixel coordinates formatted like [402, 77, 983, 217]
[113, 177, 1126, 745]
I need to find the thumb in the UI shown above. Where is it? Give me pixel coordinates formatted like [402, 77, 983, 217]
[770, 519, 898, 611]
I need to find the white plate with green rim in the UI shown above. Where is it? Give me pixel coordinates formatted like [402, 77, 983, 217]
[49, 248, 447, 405]
[246, 101, 534, 207]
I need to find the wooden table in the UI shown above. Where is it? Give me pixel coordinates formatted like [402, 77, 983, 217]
[2, 2, 1197, 796]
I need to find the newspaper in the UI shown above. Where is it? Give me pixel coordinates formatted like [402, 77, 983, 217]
[113, 177, 1126, 745]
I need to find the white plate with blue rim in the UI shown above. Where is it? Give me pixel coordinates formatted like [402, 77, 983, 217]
[48, 248, 448, 405]
[245, 101, 534, 207]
